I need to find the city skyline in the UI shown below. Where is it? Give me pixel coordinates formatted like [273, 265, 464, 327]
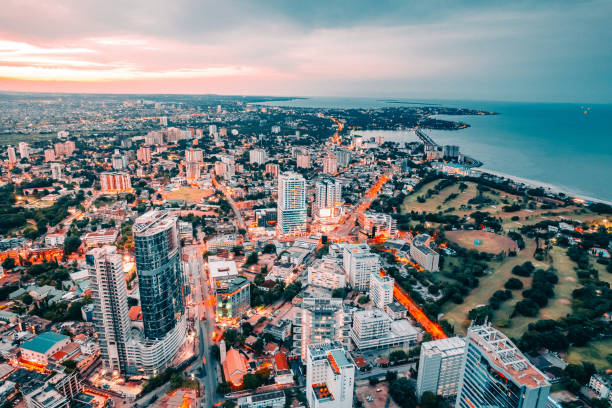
[1, 0, 611, 102]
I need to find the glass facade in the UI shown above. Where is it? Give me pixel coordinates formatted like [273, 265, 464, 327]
[134, 212, 185, 339]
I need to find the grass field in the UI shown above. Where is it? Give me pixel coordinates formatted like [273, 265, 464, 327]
[162, 186, 214, 203]
[445, 230, 518, 253]
[567, 338, 612, 370]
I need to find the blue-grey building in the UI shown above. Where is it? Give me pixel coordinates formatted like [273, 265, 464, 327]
[456, 323, 550, 408]
[133, 210, 185, 339]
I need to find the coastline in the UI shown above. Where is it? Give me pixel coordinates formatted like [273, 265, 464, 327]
[472, 168, 612, 206]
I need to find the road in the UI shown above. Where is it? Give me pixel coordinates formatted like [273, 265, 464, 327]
[212, 177, 246, 230]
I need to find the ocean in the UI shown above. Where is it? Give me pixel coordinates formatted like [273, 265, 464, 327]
[259, 97, 612, 202]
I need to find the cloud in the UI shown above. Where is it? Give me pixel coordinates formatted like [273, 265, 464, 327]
[0, 0, 609, 101]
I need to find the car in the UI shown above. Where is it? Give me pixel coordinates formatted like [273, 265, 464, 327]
[376, 388, 382, 392]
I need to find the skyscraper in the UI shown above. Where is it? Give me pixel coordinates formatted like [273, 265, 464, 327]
[50, 162, 63, 180]
[87, 246, 130, 375]
[277, 172, 307, 235]
[416, 337, 466, 398]
[133, 210, 185, 339]
[322, 154, 338, 175]
[315, 178, 342, 212]
[369, 272, 394, 309]
[306, 341, 355, 408]
[455, 323, 550, 408]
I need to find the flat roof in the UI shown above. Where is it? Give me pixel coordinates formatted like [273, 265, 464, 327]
[209, 260, 238, 279]
[21, 332, 68, 354]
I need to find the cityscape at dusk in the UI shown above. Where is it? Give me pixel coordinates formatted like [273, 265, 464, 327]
[0, 2, 611, 408]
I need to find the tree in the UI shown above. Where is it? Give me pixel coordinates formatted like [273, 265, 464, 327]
[241, 322, 254, 336]
[386, 371, 398, 382]
[357, 295, 370, 304]
[420, 391, 446, 408]
[216, 382, 230, 395]
[389, 377, 418, 408]
[332, 288, 347, 299]
[63, 236, 82, 255]
[223, 328, 239, 345]
[504, 278, 524, 290]
[389, 349, 408, 364]
[22, 293, 33, 305]
[243, 373, 260, 389]
[2, 258, 15, 270]
[61, 359, 77, 373]
[210, 344, 220, 360]
[254, 273, 265, 286]
[244, 252, 258, 266]
[127, 297, 138, 307]
[468, 305, 492, 324]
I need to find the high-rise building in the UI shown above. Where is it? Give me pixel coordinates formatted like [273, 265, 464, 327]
[64, 141, 75, 156]
[100, 172, 132, 193]
[44, 149, 56, 162]
[315, 178, 342, 213]
[443, 145, 460, 159]
[185, 148, 203, 163]
[359, 212, 397, 239]
[185, 161, 201, 182]
[6, 146, 17, 165]
[137, 146, 152, 164]
[265, 163, 280, 178]
[18, 142, 29, 160]
[455, 323, 551, 408]
[50, 162, 63, 180]
[416, 337, 466, 398]
[133, 210, 185, 339]
[159, 116, 168, 126]
[277, 172, 307, 235]
[334, 149, 351, 168]
[296, 153, 311, 169]
[306, 341, 355, 408]
[255, 208, 277, 228]
[349, 309, 417, 351]
[111, 153, 127, 170]
[322, 154, 338, 175]
[87, 246, 131, 375]
[307, 258, 346, 290]
[369, 272, 394, 309]
[297, 293, 348, 360]
[215, 276, 251, 322]
[410, 234, 440, 272]
[249, 148, 267, 165]
[342, 244, 380, 291]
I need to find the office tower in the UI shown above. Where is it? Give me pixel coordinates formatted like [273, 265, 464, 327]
[416, 337, 466, 398]
[455, 323, 551, 408]
[50, 162, 62, 180]
[249, 148, 267, 165]
[215, 276, 251, 321]
[100, 172, 132, 193]
[350, 309, 417, 351]
[410, 234, 440, 272]
[315, 178, 342, 212]
[306, 341, 355, 408]
[18, 142, 29, 160]
[277, 172, 307, 235]
[137, 146, 152, 163]
[322, 154, 338, 175]
[265, 163, 280, 178]
[44, 149, 56, 162]
[87, 246, 130, 375]
[342, 244, 380, 291]
[133, 210, 185, 339]
[298, 294, 347, 360]
[369, 272, 394, 309]
[334, 149, 351, 168]
[296, 153, 311, 169]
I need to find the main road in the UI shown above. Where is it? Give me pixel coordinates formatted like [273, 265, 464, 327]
[212, 177, 246, 230]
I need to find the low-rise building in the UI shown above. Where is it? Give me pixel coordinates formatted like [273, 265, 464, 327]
[235, 390, 285, 408]
[350, 310, 417, 351]
[20, 332, 70, 366]
[410, 234, 439, 272]
[307, 258, 346, 290]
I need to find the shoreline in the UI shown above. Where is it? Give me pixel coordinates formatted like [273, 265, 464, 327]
[472, 168, 612, 206]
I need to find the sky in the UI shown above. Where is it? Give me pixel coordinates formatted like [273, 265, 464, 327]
[0, 0, 610, 102]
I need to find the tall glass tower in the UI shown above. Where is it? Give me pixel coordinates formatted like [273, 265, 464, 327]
[133, 210, 185, 339]
[277, 171, 307, 235]
[456, 323, 550, 408]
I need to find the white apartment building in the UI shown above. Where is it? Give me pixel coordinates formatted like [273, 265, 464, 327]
[343, 244, 380, 291]
[349, 309, 417, 351]
[296, 293, 348, 360]
[315, 178, 342, 213]
[360, 211, 397, 238]
[296, 153, 311, 169]
[307, 258, 346, 290]
[50, 162, 62, 180]
[306, 341, 355, 408]
[6, 146, 17, 165]
[100, 172, 132, 193]
[369, 272, 394, 309]
[18, 142, 29, 160]
[410, 234, 440, 272]
[249, 148, 267, 165]
[416, 337, 466, 398]
[277, 172, 307, 235]
[87, 246, 131, 375]
[322, 154, 338, 175]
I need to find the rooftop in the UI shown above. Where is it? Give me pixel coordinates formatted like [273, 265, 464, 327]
[422, 337, 466, 357]
[209, 260, 238, 280]
[21, 331, 68, 354]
